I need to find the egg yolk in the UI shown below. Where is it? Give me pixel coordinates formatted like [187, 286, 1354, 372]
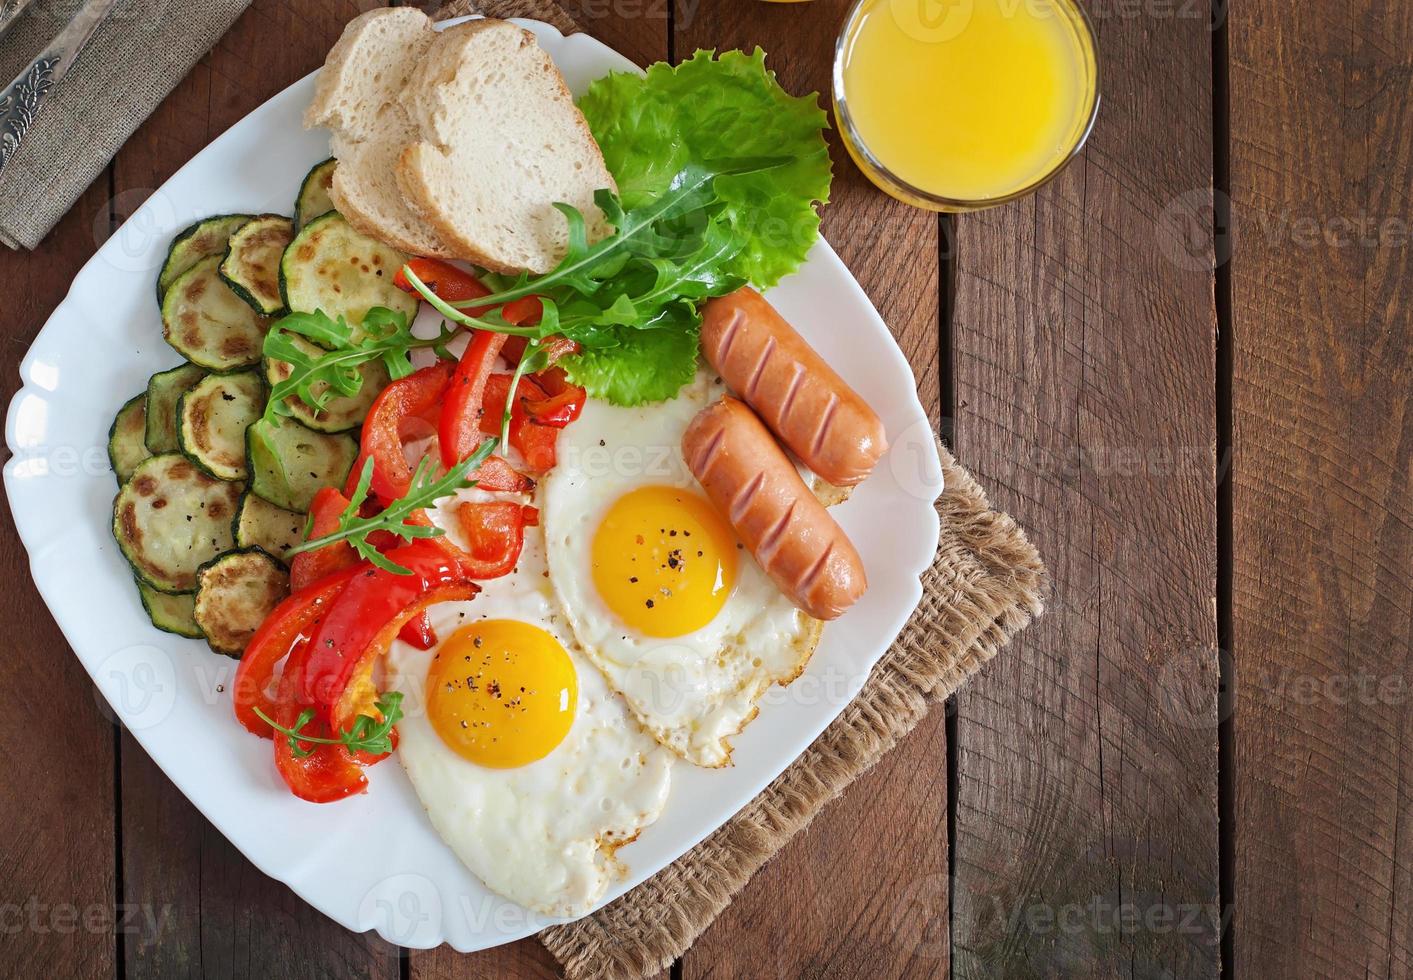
[590, 485, 738, 638]
[426, 620, 577, 768]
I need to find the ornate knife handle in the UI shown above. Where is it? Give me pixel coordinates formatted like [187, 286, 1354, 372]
[0, 0, 38, 39]
[0, 55, 58, 169]
[0, 0, 117, 172]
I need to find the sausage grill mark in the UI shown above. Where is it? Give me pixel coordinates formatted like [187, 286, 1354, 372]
[799, 541, 835, 596]
[810, 392, 839, 459]
[689, 425, 726, 479]
[716, 308, 745, 367]
[758, 499, 796, 562]
[744, 334, 777, 401]
[731, 471, 766, 525]
[777, 363, 805, 427]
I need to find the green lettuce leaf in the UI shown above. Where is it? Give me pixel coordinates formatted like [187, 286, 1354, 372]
[579, 48, 832, 290]
[560, 313, 702, 406]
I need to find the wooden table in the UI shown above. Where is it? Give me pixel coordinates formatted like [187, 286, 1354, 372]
[2, 1, 1408, 977]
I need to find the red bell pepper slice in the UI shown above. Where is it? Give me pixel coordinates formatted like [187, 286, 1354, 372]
[502, 296, 544, 326]
[270, 634, 368, 803]
[453, 501, 536, 580]
[521, 366, 586, 428]
[291, 487, 436, 649]
[498, 338, 584, 427]
[500, 336, 527, 363]
[481, 373, 560, 472]
[329, 579, 477, 735]
[289, 488, 359, 592]
[439, 329, 507, 469]
[500, 334, 578, 366]
[300, 539, 480, 732]
[240, 567, 389, 803]
[469, 454, 534, 493]
[398, 614, 438, 650]
[394, 257, 492, 308]
[232, 565, 362, 738]
[272, 724, 368, 803]
[394, 257, 543, 324]
[350, 361, 455, 501]
[395, 504, 531, 581]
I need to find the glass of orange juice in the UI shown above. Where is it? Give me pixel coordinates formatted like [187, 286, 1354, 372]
[833, 0, 1100, 211]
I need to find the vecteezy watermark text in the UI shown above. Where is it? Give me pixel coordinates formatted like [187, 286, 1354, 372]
[0, 899, 172, 939]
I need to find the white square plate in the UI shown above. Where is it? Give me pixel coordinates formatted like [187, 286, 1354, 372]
[3, 18, 943, 953]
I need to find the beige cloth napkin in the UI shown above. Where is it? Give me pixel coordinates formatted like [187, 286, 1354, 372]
[0, 0, 251, 249]
[431, 2, 1048, 977]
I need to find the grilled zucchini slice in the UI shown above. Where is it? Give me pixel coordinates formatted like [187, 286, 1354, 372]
[263, 333, 389, 433]
[233, 492, 306, 561]
[246, 418, 357, 513]
[295, 159, 336, 230]
[161, 255, 272, 371]
[137, 581, 202, 639]
[145, 363, 207, 454]
[193, 550, 290, 657]
[113, 453, 241, 593]
[280, 212, 417, 340]
[177, 371, 266, 481]
[109, 394, 151, 483]
[157, 214, 252, 304]
[220, 214, 294, 315]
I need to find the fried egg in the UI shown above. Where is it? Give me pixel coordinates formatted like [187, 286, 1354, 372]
[543, 372, 822, 767]
[386, 493, 672, 917]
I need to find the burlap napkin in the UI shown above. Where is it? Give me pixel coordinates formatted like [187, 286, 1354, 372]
[430, 2, 1048, 977]
[0, 0, 251, 249]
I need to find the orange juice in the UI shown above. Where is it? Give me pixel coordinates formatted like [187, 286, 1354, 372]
[834, 0, 1099, 208]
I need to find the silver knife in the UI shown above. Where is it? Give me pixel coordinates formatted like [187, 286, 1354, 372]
[0, 0, 39, 42]
[0, 0, 118, 171]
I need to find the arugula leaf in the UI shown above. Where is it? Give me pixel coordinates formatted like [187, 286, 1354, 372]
[253, 692, 404, 759]
[579, 49, 832, 289]
[284, 439, 499, 575]
[274, 309, 355, 348]
[446, 163, 766, 309]
[262, 307, 460, 424]
[598, 217, 747, 315]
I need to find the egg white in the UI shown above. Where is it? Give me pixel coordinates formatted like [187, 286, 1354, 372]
[385, 491, 673, 918]
[542, 372, 822, 768]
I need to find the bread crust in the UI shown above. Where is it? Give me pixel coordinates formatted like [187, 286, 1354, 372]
[329, 166, 458, 259]
[394, 143, 524, 273]
[305, 8, 456, 258]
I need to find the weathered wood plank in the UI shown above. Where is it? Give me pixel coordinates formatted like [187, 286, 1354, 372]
[557, 0, 668, 66]
[1230, 0, 1413, 974]
[111, 4, 400, 978]
[674, 2, 945, 977]
[0, 175, 119, 980]
[950, 1, 1221, 975]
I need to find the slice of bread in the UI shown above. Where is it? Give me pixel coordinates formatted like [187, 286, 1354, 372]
[304, 8, 455, 258]
[396, 20, 617, 274]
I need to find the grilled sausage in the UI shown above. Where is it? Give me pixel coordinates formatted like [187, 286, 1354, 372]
[683, 397, 867, 620]
[701, 287, 888, 487]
